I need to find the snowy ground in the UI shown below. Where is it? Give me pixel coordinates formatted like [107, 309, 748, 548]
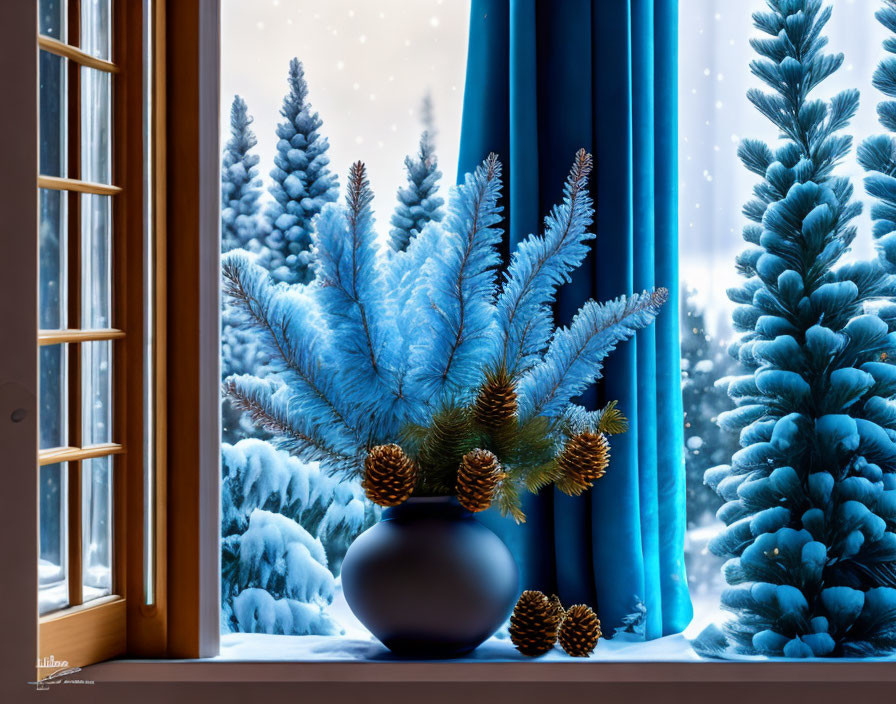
[683, 520, 727, 640]
[218, 632, 704, 662]
[221, 577, 703, 661]
[217, 551, 896, 662]
[218, 630, 896, 663]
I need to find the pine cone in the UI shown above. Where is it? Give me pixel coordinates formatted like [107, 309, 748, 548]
[510, 590, 561, 656]
[456, 448, 502, 512]
[363, 444, 417, 507]
[558, 604, 601, 657]
[473, 371, 517, 429]
[556, 432, 610, 496]
[548, 594, 566, 621]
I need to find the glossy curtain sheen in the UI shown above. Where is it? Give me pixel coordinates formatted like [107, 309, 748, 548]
[458, 0, 692, 638]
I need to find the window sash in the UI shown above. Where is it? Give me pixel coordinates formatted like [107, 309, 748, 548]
[2, 0, 221, 678]
[34, 0, 168, 669]
[36, 0, 124, 638]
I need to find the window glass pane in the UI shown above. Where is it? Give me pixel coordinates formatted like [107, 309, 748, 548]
[39, 51, 66, 178]
[39, 189, 67, 330]
[82, 341, 112, 446]
[143, 0, 156, 604]
[81, 193, 112, 328]
[39, 463, 68, 615]
[39, 0, 66, 41]
[82, 456, 113, 602]
[81, 67, 111, 184]
[80, 0, 112, 61]
[39, 344, 67, 450]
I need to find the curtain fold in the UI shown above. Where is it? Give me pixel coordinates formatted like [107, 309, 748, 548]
[458, 0, 692, 638]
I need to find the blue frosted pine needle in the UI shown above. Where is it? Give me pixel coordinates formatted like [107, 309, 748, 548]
[519, 288, 668, 420]
[408, 153, 504, 403]
[222, 150, 665, 510]
[491, 149, 595, 379]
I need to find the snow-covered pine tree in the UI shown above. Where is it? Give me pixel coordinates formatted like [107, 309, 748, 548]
[421, 90, 435, 137]
[859, 0, 896, 282]
[220, 94, 270, 443]
[701, 0, 896, 657]
[221, 439, 377, 634]
[221, 95, 264, 253]
[262, 58, 339, 284]
[389, 94, 445, 252]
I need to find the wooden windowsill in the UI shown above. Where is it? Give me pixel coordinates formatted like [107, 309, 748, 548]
[82, 656, 896, 685]
[83, 634, 896, 683]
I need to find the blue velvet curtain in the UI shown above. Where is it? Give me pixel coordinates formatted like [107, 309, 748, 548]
[458, 0, 692, 638]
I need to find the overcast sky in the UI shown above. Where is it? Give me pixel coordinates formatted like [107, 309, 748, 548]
[221, 0, 470, 238]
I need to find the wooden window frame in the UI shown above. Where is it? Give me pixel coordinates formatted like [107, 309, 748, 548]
[28, 0, 169, 668]
[2, 1, 896, 702]
[0, 0, 218, 680]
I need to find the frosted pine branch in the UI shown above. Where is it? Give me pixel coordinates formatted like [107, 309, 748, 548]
[492, 149, 595, 379]
[222, 253, 361, 445]
[520, 288, 669, 419]
[312, 162, 409, 437]
[410, 153, 503, 400]
[222, 149, 669, 522]
[223, 375, 363, 474]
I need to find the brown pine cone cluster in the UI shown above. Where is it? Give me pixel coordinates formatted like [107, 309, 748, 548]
[556, 431, 610, 496]
[558, 604, 602, 657]
[456, 448, 503, 512]
[363, 444, 417, 507]
[511, 592, 601, 658]
[473, 371, 518, 429]
[509, 590, 562, 656]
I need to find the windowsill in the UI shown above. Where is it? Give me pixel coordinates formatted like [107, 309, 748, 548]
[82, 634, 896, 684]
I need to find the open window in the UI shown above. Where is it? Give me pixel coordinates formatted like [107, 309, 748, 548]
[27, 0, 218, 671]
[36, 0, 159, 667]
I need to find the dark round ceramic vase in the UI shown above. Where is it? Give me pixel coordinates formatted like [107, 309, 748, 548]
[340, 496, 518, 658]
